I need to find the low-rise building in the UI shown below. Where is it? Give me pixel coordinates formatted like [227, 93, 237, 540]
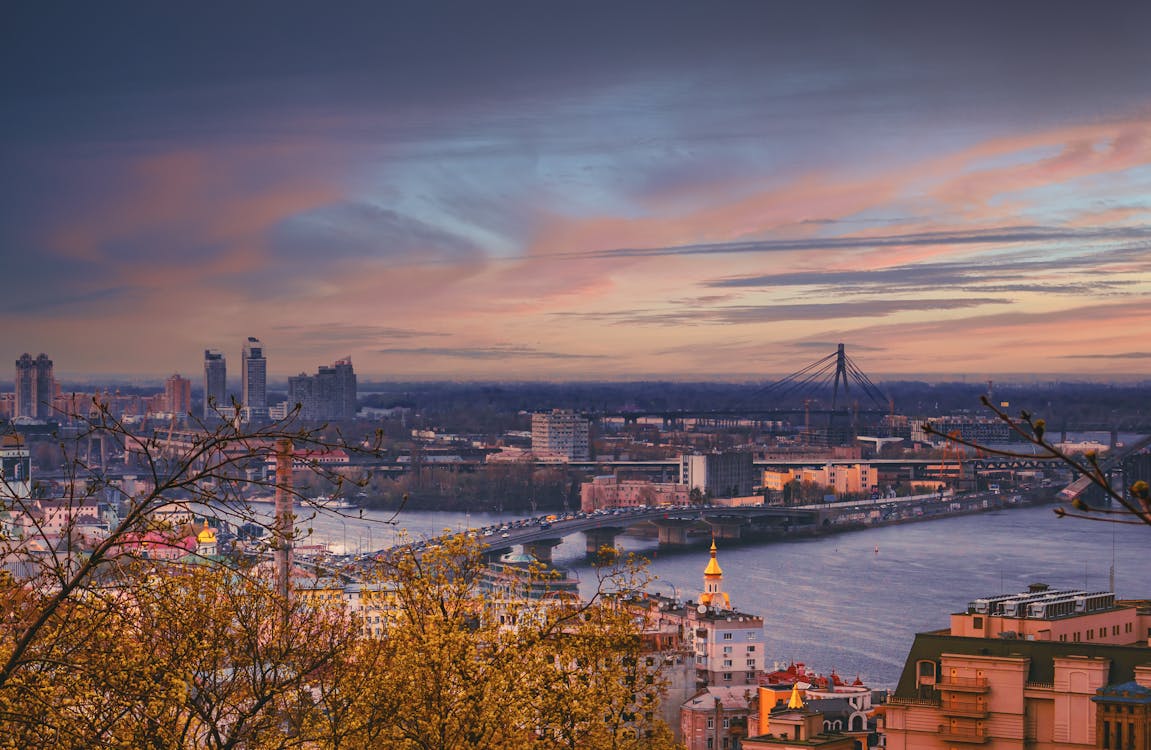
[743, 692, 856, 750]
[580, 474, 689, 512]
[881, 583, 1151, 749]
[764, 463, 879, 498]
[0, 434, 31, 500]
[681, 685, 755, 750]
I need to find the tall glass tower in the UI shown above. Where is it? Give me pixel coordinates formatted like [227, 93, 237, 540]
[241, 337, 267, 420]
[14, 353, 54, 420]
[203, 350, 227, 417]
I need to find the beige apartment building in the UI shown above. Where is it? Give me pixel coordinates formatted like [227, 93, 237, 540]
[531, 409, 590, 460]
[882, 584, 1151, 750]
[764, 463, 880, 497]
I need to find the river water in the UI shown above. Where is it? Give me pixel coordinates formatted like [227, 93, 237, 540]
[289, 503, 1151, 689]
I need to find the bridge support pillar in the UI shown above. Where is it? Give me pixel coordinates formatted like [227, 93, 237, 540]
[653, 519, 694, 547]
[524, 538, 562, 565]
[585, 528, 619, 558]
[706, 521, 743, 541]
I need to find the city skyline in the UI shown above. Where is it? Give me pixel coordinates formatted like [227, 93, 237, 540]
[3, 2, 1151, 380]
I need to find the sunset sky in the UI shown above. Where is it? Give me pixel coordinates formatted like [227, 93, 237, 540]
[3, 2, 1150, 382]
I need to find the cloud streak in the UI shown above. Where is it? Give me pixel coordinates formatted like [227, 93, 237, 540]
[376, 346, 608, 361]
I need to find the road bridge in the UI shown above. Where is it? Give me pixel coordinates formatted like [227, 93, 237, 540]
[440, 505, 820, 563]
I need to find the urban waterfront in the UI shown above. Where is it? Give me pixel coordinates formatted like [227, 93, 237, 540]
[298, 502, 1151, 689]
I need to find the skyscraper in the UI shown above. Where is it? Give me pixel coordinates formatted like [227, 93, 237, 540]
[14, 355, 34, 419]
[331, 357, 357, 419]
[164, 373, 192, 415]
[241, 337, 267, 420]
[286, 357, 357, 420]
[14, 353, 55, 420]
[203, 349, 227, 417]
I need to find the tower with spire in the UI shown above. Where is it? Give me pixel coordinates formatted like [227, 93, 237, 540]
[699, 539, 731, 610]
[687, 539, 763, 689]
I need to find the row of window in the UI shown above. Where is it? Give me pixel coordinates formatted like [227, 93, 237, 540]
[1059, 622, 1133, 643]
[1100, 720, 1139, 750]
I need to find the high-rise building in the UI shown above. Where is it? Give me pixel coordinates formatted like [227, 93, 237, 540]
[14, 353, 54, 420]
[331, 357, 356, 419]
[680, 452, 756, 498]
[531, 409, 590, 461]
[287, 357, 358, 421]
[14, 355, 33, 419]
[203, 349, 227, 417]
[241, 337, 267, 420]
[164, 373, 192, 415]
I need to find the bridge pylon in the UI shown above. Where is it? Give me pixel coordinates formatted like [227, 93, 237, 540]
[585, 527, 622, 558]
[524, 538, 562, 565]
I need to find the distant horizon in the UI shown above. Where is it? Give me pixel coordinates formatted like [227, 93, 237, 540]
[5, 371, 1150, 390]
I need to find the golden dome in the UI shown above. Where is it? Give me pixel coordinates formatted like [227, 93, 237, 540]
[703, 539, 723, 577]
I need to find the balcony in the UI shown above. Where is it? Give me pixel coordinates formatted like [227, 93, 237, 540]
[941, 699, 989, 719]
[938, 726, 989, 744]
[886, 696, 940, 708]
[938, 676, 990, 693]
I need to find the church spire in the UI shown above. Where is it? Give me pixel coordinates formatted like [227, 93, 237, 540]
[699, 538, 731, 609]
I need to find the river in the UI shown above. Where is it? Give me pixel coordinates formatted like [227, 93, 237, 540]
[286, 502, 1151, 689]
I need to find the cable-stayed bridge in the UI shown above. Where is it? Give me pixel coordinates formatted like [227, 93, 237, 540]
[588, 344, 890, 443]
[590, 344, 888, 420]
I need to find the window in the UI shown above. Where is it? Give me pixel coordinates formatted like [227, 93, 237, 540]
[747, 632, 757, 640]
[723, 646, 733, 654]
[747, 659, 757, 667]
[707, 718, 714, 729]
[723, 660, 733, 667]
[747, 645, 756, 652]
[706, 739, 713, 749]
[1113, 625, 1119, 636]
[723, 718, 731, 729]
[723, 672, 733, 681]
[973, 616, 983, 628]
[723, 632, 733, 640]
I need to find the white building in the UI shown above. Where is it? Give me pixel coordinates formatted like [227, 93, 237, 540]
[680, 452, 756, 498]
[692, 541, 764, 688]
[531, 409, 590, 461]
[0, 435, 31, 501]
